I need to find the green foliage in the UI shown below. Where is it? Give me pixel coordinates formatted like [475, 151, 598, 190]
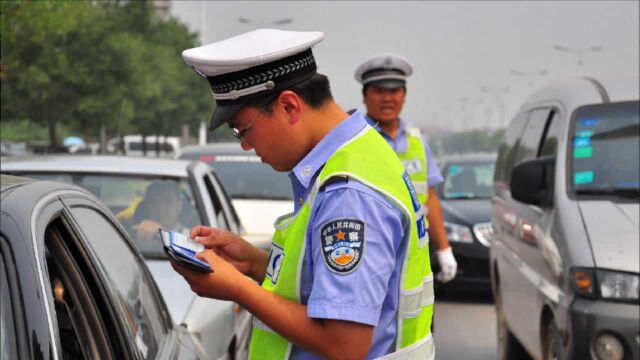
[430, 128, 506, 156]
[1, 0, 212, 148]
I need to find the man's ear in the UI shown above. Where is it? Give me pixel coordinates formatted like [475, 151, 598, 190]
[278, 91, 302, 124]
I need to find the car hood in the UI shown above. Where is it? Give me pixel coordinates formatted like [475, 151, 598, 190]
[440, 199, 492, 226]
[232, 198, 293, 235]
[579, 200, 639, 273]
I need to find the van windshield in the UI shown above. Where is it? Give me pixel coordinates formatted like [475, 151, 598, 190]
[569, 100, 639, 200]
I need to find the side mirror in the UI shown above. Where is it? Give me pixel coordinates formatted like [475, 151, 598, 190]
[510, 156, 555, 207]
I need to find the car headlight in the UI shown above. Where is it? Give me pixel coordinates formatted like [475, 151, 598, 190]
[571, 268, 639, 302]
[444, 221, 473, 243]
[597, 269, 639, 302]
[473, 222, 493, 247]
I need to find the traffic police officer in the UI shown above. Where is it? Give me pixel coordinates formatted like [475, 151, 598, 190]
[355, 54, 458, 283]
[172, 30, 435, 359]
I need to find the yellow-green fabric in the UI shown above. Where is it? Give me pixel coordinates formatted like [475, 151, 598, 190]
[396, 127, 429, 205]
[249, 126, 433, 359]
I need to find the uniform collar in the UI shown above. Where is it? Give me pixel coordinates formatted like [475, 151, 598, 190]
[290, 109, 367, 190]
[364, 114, 408, 139]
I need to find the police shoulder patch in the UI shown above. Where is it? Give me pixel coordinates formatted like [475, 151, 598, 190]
[320, 218, 365, 274]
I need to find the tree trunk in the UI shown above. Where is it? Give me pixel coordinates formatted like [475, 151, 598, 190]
[142, 133, 147, 156]
[48, 119, 59, 153]
[100, 124, 107, 154]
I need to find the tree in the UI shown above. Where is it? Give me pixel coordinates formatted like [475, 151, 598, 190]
[1, 0, 213, 150]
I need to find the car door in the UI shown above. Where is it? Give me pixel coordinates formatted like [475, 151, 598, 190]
[503, 107, 559, 355]
[60, 193, 205, 359]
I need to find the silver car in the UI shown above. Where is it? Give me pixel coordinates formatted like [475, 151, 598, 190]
[491, 77, 639, 360]
[2, 156, 252, 360]
[177, 143, 294, 250]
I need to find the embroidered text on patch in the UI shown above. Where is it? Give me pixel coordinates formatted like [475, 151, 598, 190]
[320, 219, 365, 274]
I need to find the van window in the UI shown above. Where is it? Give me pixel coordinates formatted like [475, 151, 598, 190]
[495, 111, 530, 184]
[516, 108, 552, 162]
[540, 111, 562, 157]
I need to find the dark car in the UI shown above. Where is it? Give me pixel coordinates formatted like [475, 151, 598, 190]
[432, 153, 496, 294]
[0, 175, 206, 359]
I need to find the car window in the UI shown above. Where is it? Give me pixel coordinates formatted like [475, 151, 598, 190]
[443, 161, 495, 199]
[211, 172, 243, 233]
[516, 108, 552, 162]
[203, 174, 230, 229]
[205, 156, 293, 201]
[70, 207, 167, 357]
[540, 111, 562, 157]
[569, 100, 640, 196]
[0, 241, 18, 360]
[20, 173, 202, 258]
[495, 111, 530, 184]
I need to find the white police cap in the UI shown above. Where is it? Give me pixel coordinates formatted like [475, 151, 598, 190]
[182, 29, 324, 130]
[355, 53, 413, 89]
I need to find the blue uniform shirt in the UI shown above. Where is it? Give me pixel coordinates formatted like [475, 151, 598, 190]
[365, 115, 444, 187]
[287, 110, 409, 359]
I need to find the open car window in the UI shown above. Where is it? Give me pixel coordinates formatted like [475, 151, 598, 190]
[19, 173, 202, 258]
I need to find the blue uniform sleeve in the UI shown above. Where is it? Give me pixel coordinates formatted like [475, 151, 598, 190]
[422, 133, 443, 186]
[305, 180, 406, 326]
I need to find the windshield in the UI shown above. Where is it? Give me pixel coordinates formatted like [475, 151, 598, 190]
[441, 161, 495, 199]
[570, 101, 640, 200]
[19, 173, 202, 257]
[190, 154, 293, 201]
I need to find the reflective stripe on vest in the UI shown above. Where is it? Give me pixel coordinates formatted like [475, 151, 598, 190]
[396, 127, 429, 205]
[249, 125, 434, 359]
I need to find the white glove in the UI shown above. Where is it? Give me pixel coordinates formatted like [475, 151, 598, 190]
[435, 247, 458, 283]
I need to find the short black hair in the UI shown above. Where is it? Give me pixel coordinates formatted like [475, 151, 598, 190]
[245, 73, 333, 113]
[362, 84, 407, 97]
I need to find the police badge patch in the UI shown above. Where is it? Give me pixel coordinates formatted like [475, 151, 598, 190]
[320, 218, 365, 274]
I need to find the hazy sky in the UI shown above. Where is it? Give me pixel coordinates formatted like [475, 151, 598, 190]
[170, 1, 639, 131]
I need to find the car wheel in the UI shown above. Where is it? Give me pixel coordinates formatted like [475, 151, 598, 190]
[543, 321, 562, 360]
[495, 287, 530, 360]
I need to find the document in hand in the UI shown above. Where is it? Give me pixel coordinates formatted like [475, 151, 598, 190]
[159, 229, 213, 273]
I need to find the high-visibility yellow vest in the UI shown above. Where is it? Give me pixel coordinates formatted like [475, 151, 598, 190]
[396, 127, 429, 205]
[249, 126, 435, 359]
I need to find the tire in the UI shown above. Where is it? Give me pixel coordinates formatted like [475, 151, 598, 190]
[495, 288, 531, 360]
[543, 321, 562, 360]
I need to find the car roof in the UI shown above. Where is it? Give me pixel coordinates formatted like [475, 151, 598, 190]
[519, 77, 639, 113]
[437, 152, 497, 164]
[178, 142, 256, 157]
[2, 155, 194, 177]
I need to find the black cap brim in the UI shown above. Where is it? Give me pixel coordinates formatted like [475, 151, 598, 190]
[367, 79, 406, 89]
[209, 102, 246, 131]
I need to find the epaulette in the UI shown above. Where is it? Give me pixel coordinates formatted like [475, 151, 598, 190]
[319, 175, 349, 191]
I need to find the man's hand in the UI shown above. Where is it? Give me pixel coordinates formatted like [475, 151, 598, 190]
[435, 247, 457, 283]
[133, 219, 161, 241]
[170, 249, 250, 301]
[190, 226, 269, 283]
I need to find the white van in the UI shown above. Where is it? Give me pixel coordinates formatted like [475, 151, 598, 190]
[107, 135, 181, 157]
[491, 77, 639, 360]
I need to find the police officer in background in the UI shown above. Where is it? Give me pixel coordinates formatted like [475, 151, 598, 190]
[355, 54, 458, 284]
[172, 30, 435, 359]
